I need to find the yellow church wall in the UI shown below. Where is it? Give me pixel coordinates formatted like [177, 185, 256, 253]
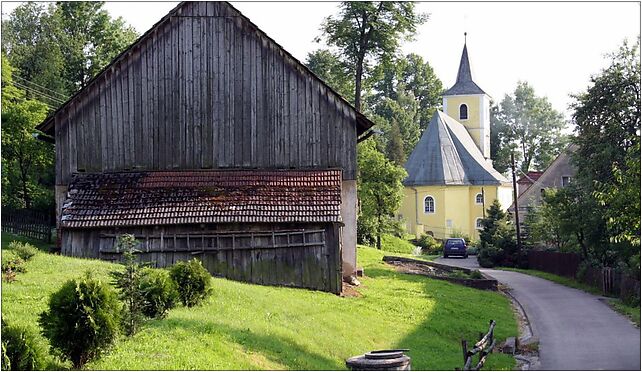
[400, 184, 513, 241]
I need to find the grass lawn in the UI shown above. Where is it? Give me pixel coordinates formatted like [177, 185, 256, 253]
[2, 233, 517, 370]
[499, 267, 640, 327]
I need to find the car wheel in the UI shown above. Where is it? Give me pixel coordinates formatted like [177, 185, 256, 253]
[443, 253, 448, 258]
[464, 254, 469, 259]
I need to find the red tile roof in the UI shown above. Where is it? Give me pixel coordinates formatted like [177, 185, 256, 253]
[61, 170, 342, 228]
[517, 171, 544, 184]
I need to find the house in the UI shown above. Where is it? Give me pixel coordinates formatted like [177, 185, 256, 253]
[511, 144, 578, 222]
[398, 39, 513, 240]
[517, 171, 544, 196]
[35, 1, 374, 294]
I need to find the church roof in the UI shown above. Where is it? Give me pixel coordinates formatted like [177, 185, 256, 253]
[443, 44, 486, 96]
[403, 111, 509, 186]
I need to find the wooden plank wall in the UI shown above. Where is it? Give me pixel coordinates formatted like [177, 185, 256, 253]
[60, 223, 342, 293]
[54, 1, 357, 186]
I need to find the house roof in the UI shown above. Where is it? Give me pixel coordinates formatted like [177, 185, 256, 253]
[443, 44, 486, 96]
[60, 169, 342, 228]
[517, 171, 544, 184]
[403, 111, 509, 186]
[36, 1, 373, 137]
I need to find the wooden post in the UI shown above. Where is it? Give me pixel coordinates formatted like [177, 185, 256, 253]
[510, 153, 522, 252]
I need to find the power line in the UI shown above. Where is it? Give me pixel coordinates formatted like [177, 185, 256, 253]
[13, 75, 68, 99]
[12, 81, 66, 105]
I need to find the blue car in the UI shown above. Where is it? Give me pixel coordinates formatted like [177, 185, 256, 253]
[443, 238, 468, 258]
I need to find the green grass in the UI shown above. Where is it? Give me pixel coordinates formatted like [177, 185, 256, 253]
[2, 233, 518, 370]
[380, 234, 416, 254]
[499, 267, 640, 327]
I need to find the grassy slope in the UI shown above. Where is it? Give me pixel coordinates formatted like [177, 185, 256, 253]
[2, 233, 517, 370]
[500, 267, 640, 327]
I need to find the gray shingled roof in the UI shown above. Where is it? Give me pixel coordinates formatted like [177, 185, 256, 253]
[443, 44, 486, 96]
[403, 111, 509, 186]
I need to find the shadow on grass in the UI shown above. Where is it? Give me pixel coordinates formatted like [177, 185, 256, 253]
[367, 261, 516, 370]
[147, 317, 343, 370]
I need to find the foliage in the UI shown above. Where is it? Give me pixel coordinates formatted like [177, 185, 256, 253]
[357, 140, 408, 249]
[169, 259, 213, 307]
[139, 268, 179, 319]
[490, 81, 568, 173]
[2, 251, 26, 282]
[470, 270, 483, 280]
[110, 234, 147, 336]
[2, 2, 138, 101]
[477, 200, 525, 268]
[1, 321, 47, 371]
[413, 233, 441, 255]
[9, 241, 39, 261]
[38, 272, 121, 368]
[1, 56, 53, 211]
[449, 230, 471, 245]
[305, 49, 354, 103]
[316, 2, 427, 111]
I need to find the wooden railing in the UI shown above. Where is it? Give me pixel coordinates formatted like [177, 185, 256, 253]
[1, 208, 53, 243]
[461, 320, 496, 371]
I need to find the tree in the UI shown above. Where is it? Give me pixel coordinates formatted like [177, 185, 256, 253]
[2, 2, 138, 105]
[489, 102, 512, 174]
[492, 82, 568, 173]
[110, 234, 146, 336]
[305, 49, 354, 103]
[316, 2, 427, 111]
[372, 87, 420, 162]
[357, 140, 407, 249]
[370, 53, 443, 130]
[1, 57, 53, 210]
[386, 119, 405, 165]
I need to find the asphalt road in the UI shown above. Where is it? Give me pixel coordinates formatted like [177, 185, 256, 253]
[435, 256, 641, 370]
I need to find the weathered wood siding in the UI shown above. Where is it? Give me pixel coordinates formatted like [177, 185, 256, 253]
[54, 1, 357, 186]
[60, 222, 343, 293]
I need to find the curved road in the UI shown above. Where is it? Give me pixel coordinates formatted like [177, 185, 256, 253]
[436, 256, 641, 370]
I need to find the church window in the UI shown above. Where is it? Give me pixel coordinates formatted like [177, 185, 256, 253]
[476, 218, 483, 229]
[459, 104, 469, 120]
[475, 193, 484, 204]
[424, 196, 435, 214]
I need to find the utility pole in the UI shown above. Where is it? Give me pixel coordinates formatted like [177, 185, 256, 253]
[510, 153, 522, 251]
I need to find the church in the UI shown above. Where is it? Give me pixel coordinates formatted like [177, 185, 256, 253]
[399, 38, 513, 240]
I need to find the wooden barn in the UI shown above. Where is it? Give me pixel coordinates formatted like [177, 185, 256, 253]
[36, 1, 374, 294]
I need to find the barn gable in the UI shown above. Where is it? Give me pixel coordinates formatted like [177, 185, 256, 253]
[40, 1, 372, 184]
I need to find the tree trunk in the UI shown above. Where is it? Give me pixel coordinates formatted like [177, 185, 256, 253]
[354, 55, 364, 112]
[19, 162, 31, 209]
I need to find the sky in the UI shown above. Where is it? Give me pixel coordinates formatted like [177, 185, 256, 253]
[2, 1, 640, 124]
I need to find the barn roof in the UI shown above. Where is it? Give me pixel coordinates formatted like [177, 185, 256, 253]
[60, 170, 342, 228]
[403, 111, 509, 186]
[36, 1, 374, 137]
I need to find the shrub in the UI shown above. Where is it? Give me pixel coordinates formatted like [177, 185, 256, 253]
[449, 230, 471, 245]
[1, 321, 47, 370]
[110, 234, 147, 336]
[39, 272, 121, 368]
[140, 268, 179, 319]
[470, 270, 483, 279]
[9, 241, 39, 261]
[2, 252, 26, 282]
[169, 259, 212, 307]
[413, 233, 441, 255]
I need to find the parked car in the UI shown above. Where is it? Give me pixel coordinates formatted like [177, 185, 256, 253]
[443, 238, 468, 258]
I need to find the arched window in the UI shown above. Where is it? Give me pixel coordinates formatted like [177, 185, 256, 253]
[475, 193, 484, 204]
[424, 196, 435, 214]
[459, 104, 468, 120]
[476, 218, 484, 229]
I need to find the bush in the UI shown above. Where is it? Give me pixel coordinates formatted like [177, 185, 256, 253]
[110, 234, 147, 336]
[470, 270, 483, 279]
[449, 230, 471, 245]
[1, 321, 47, 370]
[413, 233, 441, 255]
[9, 241, 39, 261]
[169, 259, 212, 307]
[2, 252, 26, 282]
[140, 268, 179, 318]
[39, 272, 121, 368]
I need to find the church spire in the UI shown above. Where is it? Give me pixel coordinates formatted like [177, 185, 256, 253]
[444, 35, 486, 96]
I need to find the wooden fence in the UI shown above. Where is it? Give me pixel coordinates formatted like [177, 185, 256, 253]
[461, 320, 496, 371]
[1, 208, 53, 242]
[528, 250, 640, 302]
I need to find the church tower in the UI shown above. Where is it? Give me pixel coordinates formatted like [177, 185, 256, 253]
[442, 35, 491, 159]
